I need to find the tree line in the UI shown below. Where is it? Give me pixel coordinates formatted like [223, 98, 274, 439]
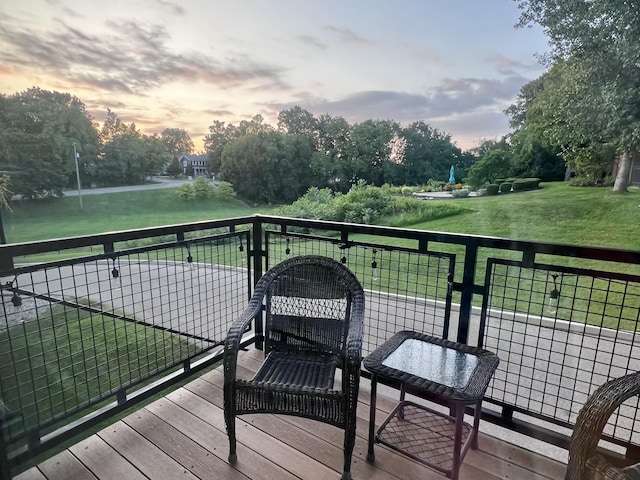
[0, 88, 194, 199]
[5, 0, 640, 207]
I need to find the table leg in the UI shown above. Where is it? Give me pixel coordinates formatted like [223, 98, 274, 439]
[367, 374, 377, 462]
[472, 400, 482, 449]
[451, 402, 464, 480]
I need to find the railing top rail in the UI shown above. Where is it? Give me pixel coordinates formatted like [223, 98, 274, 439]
[0, 216, 255, 256]
[3, 213, 640, 268]
[254, 214, 640, 265]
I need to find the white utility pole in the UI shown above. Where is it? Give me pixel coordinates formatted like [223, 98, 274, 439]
[73, 142, 83, 208]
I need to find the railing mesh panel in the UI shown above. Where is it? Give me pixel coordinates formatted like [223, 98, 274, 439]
[265, 232, 454, 357]
[482, 259, 640, 447]
[0, 233, 249, 445]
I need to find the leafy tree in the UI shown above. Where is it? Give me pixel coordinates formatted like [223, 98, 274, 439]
[96, 111, 170, 186]
[203, 120, 238, 176]
[0, 87, 98, 198]
[220, 131, 312, 203]
[277, 106, 319, 139]
[310, 114, 352, 191]
[161, 128, 194, 160]
[507, 62, 614, 185]
[165, 158, 183, 177]
[466, 142, 514, 188]
[515, 0, 640, 191]
[399, 122, 464, 185]
[348, 120, 398, 187]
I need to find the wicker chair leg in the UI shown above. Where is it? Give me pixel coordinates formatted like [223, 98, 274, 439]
[342, 424, 356, 480]
[226, 414, 237, 463]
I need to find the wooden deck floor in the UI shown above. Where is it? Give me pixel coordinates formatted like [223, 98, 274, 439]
[14, 349, 567, 480]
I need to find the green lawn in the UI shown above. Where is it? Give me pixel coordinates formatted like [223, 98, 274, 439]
[0, 304, 196, 440]
[4, 182, 639, 249]
[417, 182, 640, 250]
[3, 188, 273, 243]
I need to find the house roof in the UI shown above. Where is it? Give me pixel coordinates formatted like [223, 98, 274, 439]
[179, 154, 208, 162]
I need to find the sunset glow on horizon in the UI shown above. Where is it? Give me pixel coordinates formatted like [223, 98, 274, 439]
[0, 0, 549, 151]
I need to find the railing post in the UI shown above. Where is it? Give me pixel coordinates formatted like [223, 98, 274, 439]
[0, 414, 11, 480]
[252, 218, 265, 350]
[457, 243, 478, 344]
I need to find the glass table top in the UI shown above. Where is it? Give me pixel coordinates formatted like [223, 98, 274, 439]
[382, 338, 479, 390]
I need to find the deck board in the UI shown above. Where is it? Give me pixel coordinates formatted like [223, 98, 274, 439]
[16, 348, 567, 480]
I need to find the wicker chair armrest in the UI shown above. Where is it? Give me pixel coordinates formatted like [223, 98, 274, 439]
[567, 372, 640, 480]
[344, 303, 364, 369]
[223, 274, 272, 382]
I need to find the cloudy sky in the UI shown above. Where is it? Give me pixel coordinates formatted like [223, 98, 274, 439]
[0, 0, 549, 151]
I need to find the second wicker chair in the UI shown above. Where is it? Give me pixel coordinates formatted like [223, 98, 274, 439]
[223, 255, 365, 480]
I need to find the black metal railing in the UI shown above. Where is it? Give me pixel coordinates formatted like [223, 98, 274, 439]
[1, 214, 640, 478]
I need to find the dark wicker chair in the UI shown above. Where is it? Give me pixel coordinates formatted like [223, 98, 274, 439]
[223, 255, 365, 480]
[566, 372, 640, 480]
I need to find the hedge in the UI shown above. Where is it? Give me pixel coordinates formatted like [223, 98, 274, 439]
[499, 182, 512, 193]
[512, 178, 541, 192]
[486, 184, 499, 195]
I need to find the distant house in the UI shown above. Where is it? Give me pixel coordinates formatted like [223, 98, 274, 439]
[178, 154, 210, 178]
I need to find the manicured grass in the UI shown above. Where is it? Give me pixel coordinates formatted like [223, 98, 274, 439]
[4, 182, 639, 250]
[3, 188, 273, 243]
[415, 182, 640, 250]
[0, 304, 196, 439]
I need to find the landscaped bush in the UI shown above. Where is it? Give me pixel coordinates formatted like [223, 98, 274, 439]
[494, 178, 505, 185]
[175, 183, 195, 200]
[499, 182, 512, 193]
[276, 187, 337, 221]
[512, 178, 541, 192]
[193, 177, 215, 199]
[426, 179, 445, 191]
[176, 177, 215, 200]
[334, 180, 393, 224]
[215, 181, 237, 201]
[486, 184, 499, 195]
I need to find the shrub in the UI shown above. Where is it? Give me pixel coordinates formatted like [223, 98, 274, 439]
[512, 178, 541, 192]
[486, 184, 499, 195]
[499, 182, 512, 193]
[276, 187, 337, 221]
[176, 177, 216, 200]
[192, 177, 214, 199]
[494, 178, 505, 185]
[175, 183, 195, 200]
[426, 179, 445, 191]
[215, 181, 236, 201]
[334, 180, 392, 224]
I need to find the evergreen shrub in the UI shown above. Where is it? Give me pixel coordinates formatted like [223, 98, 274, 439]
[499, 182, 512, 193]
[486, 184, 499, 195]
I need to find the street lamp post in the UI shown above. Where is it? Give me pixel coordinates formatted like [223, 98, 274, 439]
[73, 142, 83, 208]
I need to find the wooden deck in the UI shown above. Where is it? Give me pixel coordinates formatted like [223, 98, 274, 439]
[14, 349, 567, 480]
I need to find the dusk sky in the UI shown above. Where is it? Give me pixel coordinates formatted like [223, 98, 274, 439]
[0, 0, 549, 151]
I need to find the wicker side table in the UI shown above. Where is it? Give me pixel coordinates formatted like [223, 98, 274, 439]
[364, 330, 499, 480]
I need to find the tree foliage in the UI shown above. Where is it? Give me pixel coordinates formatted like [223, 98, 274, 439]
[208, 107, 475, 200]
[515, 0, 640, 191]
[220, 131, 313, 204]
[161, 128, 194, 160]
[0, 87, 99, 198]
[95, 110, 171, 186]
